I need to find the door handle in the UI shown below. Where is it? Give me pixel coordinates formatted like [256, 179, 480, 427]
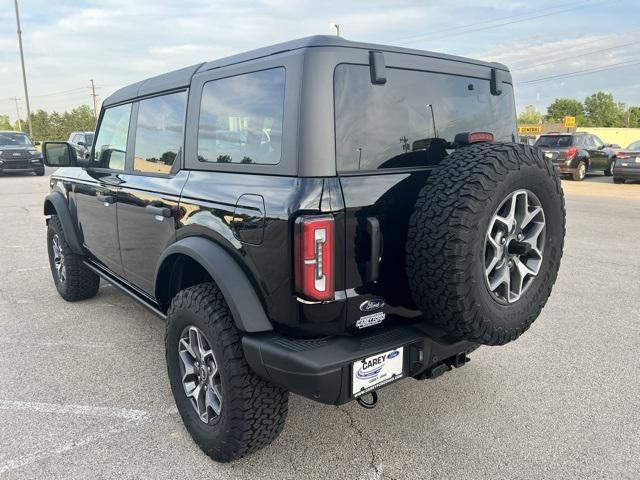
[145, 204, 172, 218]
[97, 194, 115, 204]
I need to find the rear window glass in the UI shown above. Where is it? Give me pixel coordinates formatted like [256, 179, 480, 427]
[334, 64, 516, 172]
[627, 141, 640, 150]
[197, 68, 285, 165]
[534, 135, 573, 148]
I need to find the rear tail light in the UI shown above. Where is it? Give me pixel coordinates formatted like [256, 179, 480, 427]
[616, 152, 629, 159]
[454, 132, 494, 145]
[566, 147, 577, 160]
[294, 215, 334, 301]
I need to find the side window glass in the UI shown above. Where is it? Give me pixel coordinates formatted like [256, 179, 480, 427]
[592, 135, 604, 148]
[133, 91, 187, 174]
[197, 67, 285, 165]
[93, 104, 132, 170]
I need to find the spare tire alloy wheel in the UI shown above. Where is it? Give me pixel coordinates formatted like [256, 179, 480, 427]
[179, 326, 223, 423]
[406, 143, 565, 346]
[484, 189, 545, 304]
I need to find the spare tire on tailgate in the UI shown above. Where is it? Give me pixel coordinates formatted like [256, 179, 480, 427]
[406, 142, 565, 346]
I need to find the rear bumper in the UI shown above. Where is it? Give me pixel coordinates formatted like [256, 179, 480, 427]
[553, 162, 576, 175]
[242, 322, 477, 405]
[613, 166, 640, 179]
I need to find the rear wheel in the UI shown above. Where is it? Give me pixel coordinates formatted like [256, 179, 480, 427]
[407, 143, 565, 346]
[572, 161, 586, 181]
[613, 177, 625, 184]
[35, 168, 45, 176]
[605, 160, 615, 177]
[46, 216, 100, 301]
[165, 282, 288, 462]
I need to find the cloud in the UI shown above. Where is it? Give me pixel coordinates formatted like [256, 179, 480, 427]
[0, 0, 638, 118]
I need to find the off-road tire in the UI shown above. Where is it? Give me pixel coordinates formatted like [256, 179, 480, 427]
[613, 177, 625, 184]
[572, 161, 586, 181]
[604, 160, 615, 177]
[165, 282, 288, 462]
[407, 143, 565, 346]
[46, 215, 100, 301]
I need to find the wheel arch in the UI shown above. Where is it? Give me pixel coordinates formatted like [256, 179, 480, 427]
[44, 192, 83, 255]
[155, 237, 273, 333]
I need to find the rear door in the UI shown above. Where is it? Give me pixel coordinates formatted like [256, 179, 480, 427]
[75, 103, 132, 275]
[334, 63, 517, 329]
[116, 90, 189, 295]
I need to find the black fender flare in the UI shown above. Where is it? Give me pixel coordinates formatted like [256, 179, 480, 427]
[155, 237, 273, 333]
[43, 192, 83, 255]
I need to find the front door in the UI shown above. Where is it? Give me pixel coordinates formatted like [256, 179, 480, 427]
[586, 134, 608, 171]
[75, 103, 133, 275]
[116, 91, 188, 295]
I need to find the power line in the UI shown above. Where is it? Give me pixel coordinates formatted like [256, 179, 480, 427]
[394, 0, 610, 45]
[512, 39, 640, 72]
[519, 58, 640, 85]
[390, 0, 589, 43]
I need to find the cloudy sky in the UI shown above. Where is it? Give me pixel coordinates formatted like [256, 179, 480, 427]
[1, 0, 639, 121]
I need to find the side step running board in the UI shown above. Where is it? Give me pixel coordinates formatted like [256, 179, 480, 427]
[83, 260, 166, 320]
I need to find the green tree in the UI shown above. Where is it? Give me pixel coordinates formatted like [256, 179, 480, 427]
[627, 106, 640, 128]
[30, 109, 50, 140]
[545, 98, 584, 123]
[583, 92, 624, 127]
[517, 105, 542, 124]
[0, 115, 12, 130]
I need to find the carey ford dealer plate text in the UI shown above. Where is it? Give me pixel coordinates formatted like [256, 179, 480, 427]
[352, 347, 403, 397]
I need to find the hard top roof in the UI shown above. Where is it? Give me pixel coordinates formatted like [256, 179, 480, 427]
[103, 35, 508, 107]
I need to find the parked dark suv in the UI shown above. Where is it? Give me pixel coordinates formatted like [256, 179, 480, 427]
[534, 132, 616, 181]
[67, 131, 94, 161]
[0, 130, 44, 176]
[41, 36, 565, 462]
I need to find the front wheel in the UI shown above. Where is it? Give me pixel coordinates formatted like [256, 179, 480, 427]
[47, 216, 100, 301]
[165, 282, 288, 462]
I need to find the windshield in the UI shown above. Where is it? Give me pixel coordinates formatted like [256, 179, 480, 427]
[0, 132, 33, 147]
[534, 135, 572, 148]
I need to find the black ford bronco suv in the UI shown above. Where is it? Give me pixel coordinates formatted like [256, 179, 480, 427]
[41, 36, 565, 462]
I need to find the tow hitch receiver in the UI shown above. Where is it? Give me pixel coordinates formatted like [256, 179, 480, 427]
[415, 352, 470, 380]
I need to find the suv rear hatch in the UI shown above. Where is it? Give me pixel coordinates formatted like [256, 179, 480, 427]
[534, 135, 575, 164]
[334, 63, 517, 331]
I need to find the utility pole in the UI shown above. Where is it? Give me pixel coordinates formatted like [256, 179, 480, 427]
[329, 23, 341, 37]
[90, 79, 98, 120]
[11, 97, 22, 131]
[14, 0, 33, 137]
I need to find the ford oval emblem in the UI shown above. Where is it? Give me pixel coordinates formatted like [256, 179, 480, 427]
[359, 298, 385, 312]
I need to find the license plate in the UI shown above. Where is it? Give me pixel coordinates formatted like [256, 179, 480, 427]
[352, 347, 403, 397]
[544, 152, 553, 159]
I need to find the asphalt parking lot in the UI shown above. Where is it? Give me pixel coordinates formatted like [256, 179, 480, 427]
[0, 169, 638, 479]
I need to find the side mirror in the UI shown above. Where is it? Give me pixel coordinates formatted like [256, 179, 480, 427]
[42, 142, 78, 167]
[35, 141, 41, 146]
[77, 141, 85, 146]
